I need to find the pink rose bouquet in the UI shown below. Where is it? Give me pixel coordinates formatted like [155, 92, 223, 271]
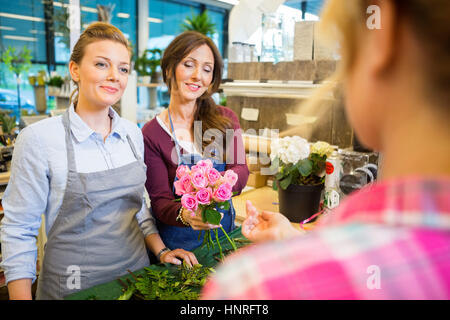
[174, 160, 238, 258]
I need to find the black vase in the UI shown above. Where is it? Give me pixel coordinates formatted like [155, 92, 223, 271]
[277, 182, 324, 223]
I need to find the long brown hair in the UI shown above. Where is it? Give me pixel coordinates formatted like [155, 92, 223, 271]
[161, 31, 231, 156]
[69, 22, 132, 105]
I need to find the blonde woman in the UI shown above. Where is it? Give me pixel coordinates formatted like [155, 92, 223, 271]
[0, 22, 197, 300]
[202, 0, 450, 299]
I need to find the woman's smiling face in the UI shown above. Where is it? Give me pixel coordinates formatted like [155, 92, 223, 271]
[172, 44, 215, 102]
[70, 39, 130, 109]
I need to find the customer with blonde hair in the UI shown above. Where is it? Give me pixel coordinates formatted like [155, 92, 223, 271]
[0, 22, 197, 300]
[202, 0, 450, 299]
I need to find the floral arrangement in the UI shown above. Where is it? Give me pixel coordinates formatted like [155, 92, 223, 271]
[270, 137, 334, 190]
[174, 159, 237, 259]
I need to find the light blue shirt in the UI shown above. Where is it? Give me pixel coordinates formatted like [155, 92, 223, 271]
[0, 105, 158, 285]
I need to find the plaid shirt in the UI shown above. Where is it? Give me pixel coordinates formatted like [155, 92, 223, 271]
[201, 176, 450, 299]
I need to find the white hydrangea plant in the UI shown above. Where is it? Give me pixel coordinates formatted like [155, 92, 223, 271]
[270, 137, 334, 190]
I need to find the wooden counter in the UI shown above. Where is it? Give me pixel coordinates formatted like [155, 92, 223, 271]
[0, 171, 10, 186]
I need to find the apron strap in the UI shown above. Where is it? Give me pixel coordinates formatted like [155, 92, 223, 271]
[62, 109, 78, 173]
[168, 109, 182, 165]
[126, 134, 141, 161]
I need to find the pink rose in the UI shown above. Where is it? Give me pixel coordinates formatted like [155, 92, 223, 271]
[197, 159, 213, 170]
[181, 193, 198, 212]
[223, 170, 238, 187]
[176, 165, 190, 179]
[196, 188, 212, 205]
[174, 174, 193, 196]
[213, 182, 233, 202]
[191, 170, 208, 189]
[206, 167, 221, 185]
[191, 159, 213, 174]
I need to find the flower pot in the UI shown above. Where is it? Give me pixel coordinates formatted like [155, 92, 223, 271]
[48, 86, 61, 96]
[139, 75, 151, 84]
[151, 71, 162, 83]
[277, 182, 324, 223]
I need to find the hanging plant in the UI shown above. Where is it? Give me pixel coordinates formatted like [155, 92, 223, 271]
[180, 10, 217, 37]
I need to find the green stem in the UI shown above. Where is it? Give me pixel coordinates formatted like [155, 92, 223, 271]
[202, 231, 209, 249]
[214, 229, 224, 260]
[220, 226, 237, 251]
[209, 231, 215, 249]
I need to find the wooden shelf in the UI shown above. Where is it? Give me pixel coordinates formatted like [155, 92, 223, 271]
[137, 83, 165, 88]
[220, 80, 333, 100]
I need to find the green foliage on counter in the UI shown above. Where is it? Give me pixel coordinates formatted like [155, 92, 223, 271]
[117, 262, 215, 300]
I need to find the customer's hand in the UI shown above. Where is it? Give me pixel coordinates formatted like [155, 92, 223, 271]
[242, 200, 300, 242]
[160, 248, 199, 267]
[183, 208, 223, 231]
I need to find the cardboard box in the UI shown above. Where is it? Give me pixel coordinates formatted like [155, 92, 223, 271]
[246, 154, 271, 172]
[246, 171, 269, 188]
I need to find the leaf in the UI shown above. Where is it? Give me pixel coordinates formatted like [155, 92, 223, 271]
[180, 10, 217, 36]
[217, 201, 230, 210]
[205, 208, 221, 225]
[269, 156, 280, 173]
[279, 175, 292, 190]
[297, 159, 313, 177]
[201, 207, 207, 223]
[117, 284, 136, 300]
[275, 172, 285, 181]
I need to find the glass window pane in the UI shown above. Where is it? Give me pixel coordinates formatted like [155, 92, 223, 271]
[0, 0, 47, 62]
[79, 0, 137, 55]
[207, 9, 225, 55]
[148, 0, 201, 50]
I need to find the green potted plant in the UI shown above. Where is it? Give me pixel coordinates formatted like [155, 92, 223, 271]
[134, 48, 162, 84]
[46, 74, 64, 96]
[180, 10, 217, 37]
[0, 112, 18, 147]
[1, 45, 32, 117]
[270, 138, 334, 222]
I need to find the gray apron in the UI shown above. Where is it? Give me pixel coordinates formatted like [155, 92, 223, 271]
[36, 110, 149, 300]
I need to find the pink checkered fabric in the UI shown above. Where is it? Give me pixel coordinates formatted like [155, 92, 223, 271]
[201, 176, 450, 299]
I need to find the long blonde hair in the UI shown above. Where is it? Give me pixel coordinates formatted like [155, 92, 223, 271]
[319, 0, 450, 111]
[69, 22, 132, 106]
[282, 0, 450, 138]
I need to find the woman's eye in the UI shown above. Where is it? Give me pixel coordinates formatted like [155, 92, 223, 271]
[204, 68, 212, 73]
[120, 67, 129, 73]
[184, 62, 194, 68]
[95, 62, 106, 68]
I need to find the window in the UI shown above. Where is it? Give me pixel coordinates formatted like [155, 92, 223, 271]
[0, 0, 47, 107]
[0, 0, 47, 63]
[148, 0, 226, 56]
[148, 0, 201, 50]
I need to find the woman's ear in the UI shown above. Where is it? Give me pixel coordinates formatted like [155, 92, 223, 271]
[69, 60, 80, 83]
[366, 0, 397, 76]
